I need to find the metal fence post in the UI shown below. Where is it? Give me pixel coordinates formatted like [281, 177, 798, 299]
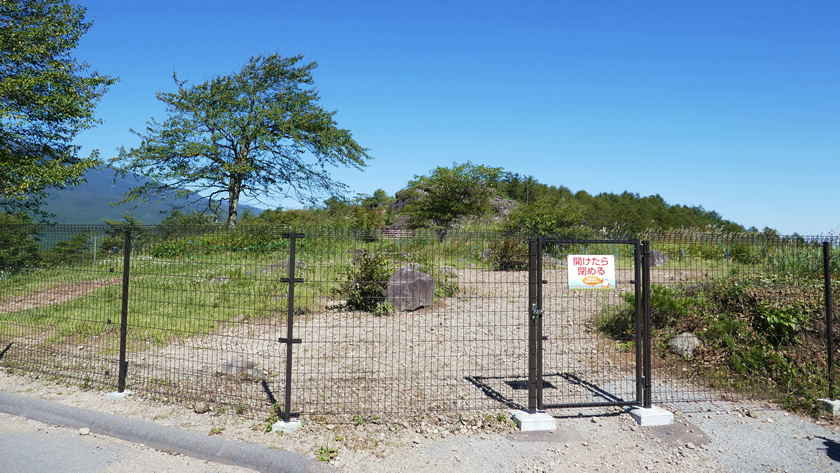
[527, 238, 540, 414]
[117, 230, 131, 393]
[825, 241, 835, 400]
[641, 240, 652, 408]
[279, 232, 304, 423]
[536, 237, 544, 411]
[633, 239, 643, 405]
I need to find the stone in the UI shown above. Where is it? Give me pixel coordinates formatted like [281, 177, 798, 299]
[79, 428, 90, 435]
[669, 333, 701, 357]
[194, 401, 210, 414]
[219, 359, 262, 379]
[386, 266, 435, 311]
[650, 249, 668, 268]
[208, 276, 230, 285]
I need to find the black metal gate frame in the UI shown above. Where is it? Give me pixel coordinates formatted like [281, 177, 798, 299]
[526, 238, 652, 413]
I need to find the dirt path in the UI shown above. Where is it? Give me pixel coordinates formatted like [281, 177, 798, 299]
[0, 278, 122, 314]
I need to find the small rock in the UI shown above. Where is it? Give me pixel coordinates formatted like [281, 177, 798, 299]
[326, 424, 335, 430]
[685, 442, 695, 450]
[79, 428, 90, 435]
[746, 410, 759, 419]
[194, 402, 210, 414]
[766, 418, 774, 423]
[77, 346, 84, 351]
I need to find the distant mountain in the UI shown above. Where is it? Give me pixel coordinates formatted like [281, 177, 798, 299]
[42, 168, 262, 225]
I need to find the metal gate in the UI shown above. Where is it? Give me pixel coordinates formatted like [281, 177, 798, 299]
[526, 238, 652, 413]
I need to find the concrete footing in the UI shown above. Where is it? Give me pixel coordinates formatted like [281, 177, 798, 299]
[104, 390, 132, 400]
[272, 420, 302, 434]
[509, 410, 556, 432]
[626, 405, 674, 426]
[819, 399, 840, 415]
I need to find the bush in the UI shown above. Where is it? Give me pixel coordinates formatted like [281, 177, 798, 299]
[43, 230, 93, 266]
[490, 239, 528, 271]
[0, 214, 40, 271]
[335, 250, 393, 312]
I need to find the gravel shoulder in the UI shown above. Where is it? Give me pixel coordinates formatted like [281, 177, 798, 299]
[3, 370, 839, 472]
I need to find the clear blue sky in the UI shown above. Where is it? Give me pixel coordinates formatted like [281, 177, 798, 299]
[72, 0, 839, 235]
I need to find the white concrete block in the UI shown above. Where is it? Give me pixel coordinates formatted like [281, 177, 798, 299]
[819, 399, 840, 416]
[626, 405, 674, 426]
[104, 390, 132, 400]
[510, 410, 556, 432]
[272, 420, 302, 434]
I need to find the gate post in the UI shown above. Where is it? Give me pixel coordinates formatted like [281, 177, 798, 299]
[633, 240, 643, 405]
[527, 238, 543, 413]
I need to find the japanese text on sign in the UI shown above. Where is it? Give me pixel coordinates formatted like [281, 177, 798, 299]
[567, 255, 615, 290]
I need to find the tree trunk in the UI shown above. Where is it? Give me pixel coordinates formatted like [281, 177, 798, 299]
[225, 175, 242, 229]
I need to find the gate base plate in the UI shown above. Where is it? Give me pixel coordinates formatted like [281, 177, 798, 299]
[509, 410, 556, 431]
[626, 405, 674, 426]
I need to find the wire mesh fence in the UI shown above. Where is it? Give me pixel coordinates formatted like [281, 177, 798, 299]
[0, 225, 837, 421]
[641, 233, 840, 408]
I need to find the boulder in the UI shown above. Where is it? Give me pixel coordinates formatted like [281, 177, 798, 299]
[669, 333, 701, 358]
[386, 266, 435, 311]
[650, 249, 668, 268]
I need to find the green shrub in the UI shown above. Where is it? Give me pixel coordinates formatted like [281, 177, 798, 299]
[490, 239, 528, 271]
[403, 252, 460, 298]
[335, 250, 393, 312]
[0, 214, 40, 271]
[43, 230, 94, 266]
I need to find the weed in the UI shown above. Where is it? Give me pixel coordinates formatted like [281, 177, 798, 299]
[315, 443, 338, 463]
[209, 427, 224, 436]
[352, 413, 381, 426]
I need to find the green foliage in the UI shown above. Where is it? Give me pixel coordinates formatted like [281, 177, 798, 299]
[315, 443, 338, 463]
[489, 239, 528, 271]
[0, 0, 116, 214]
[403, 252, 460, 298]
[112, 53, 371, 229]
[496, 173, 747, 234]
[335, 251, 393, 312]
[598, 274, 827, 413]
[158, 210, 219, 237]
[100, 213, 152, 252]
[0, 213, 40, 270]
[42, 230, 93, 266]
[403, 161, 503, 231]
[502, 196, 588, 237]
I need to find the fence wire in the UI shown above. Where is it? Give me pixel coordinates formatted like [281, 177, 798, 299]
[0, 225, 837, 421]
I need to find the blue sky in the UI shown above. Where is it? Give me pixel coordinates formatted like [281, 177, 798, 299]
[72, 0, 839, 235]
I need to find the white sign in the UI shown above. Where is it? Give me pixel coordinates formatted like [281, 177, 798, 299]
[567, 255, 615, 290]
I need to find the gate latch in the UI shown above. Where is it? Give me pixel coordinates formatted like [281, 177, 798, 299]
[531, 303, 544, 318]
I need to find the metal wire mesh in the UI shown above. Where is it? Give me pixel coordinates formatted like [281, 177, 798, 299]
[0, 225, 837, 421]
[538, 240, 640, 408]
[644, 233, 839, 406]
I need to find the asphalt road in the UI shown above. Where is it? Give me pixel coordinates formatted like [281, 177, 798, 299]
[0, 391, 332, 473]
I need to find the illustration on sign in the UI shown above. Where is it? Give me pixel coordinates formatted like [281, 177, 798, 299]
[567, 255, 615, 290]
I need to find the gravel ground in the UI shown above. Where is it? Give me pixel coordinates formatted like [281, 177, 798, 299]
[2, 370, 839, 472]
